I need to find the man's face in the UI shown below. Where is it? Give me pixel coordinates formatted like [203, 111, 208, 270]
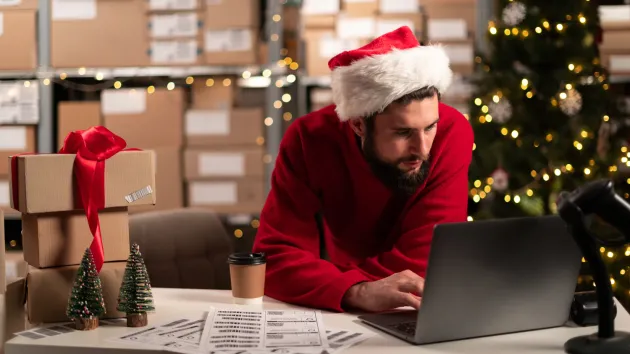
[360, 94, 440, 194]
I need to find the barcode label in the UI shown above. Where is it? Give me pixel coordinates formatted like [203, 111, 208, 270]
[125, 185, 154, 203]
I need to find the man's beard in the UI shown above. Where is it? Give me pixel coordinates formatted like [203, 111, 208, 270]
[362, 134, 430, 196]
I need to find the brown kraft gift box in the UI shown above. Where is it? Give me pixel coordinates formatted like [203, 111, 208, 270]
[21, 207, 130, 268]
[0, 210, 28, 349]
[26, 262, 126, 324]
[9, 150, 156, 214]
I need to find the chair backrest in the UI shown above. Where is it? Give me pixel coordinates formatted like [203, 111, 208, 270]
[128, 208, 234, 290]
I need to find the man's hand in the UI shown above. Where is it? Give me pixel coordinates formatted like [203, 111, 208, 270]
[342, 270, 424, 312]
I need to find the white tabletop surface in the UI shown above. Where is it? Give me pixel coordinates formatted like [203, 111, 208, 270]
[5, 288, 630, 354]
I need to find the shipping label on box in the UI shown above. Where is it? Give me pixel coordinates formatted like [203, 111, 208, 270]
[376, 16, 419, 37]
[150, 39, 200, 64]
[0, 0, 38, 10]
[599, 5, 630, 30]
[0, 180, 9, 207]
[0, 80, 39, 124]
[187, 178, 265, 214]
[9, 150, 156, 214]
[301, 0, 339, 15]
[149, 12, 199, 38]
[0, 126, 35, 176]
[184, 147, 264, 179]
[379, 0, 418, 14]
[337, 16, 376, 39]
[22, 208, 130, 268]
[186, 109, 230, 136]
[149, 0, 199, 11]
[205, 29, 252, 52]
[428, 19, 467, 41]
[52, 0, 97, 21]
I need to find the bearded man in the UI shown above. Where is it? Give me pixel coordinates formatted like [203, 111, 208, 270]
[252, 26, 474, 313]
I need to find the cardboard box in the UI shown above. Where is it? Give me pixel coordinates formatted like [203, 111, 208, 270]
[21, 208, 130, 268]
[204, 0, 259, 29]
[5, 251, 28, 279]
[337, 15, 376, 40]
[9, 150, 156, 214]
[422, 1, 476, 39]
[601, 52, 630, 75]
[601, 30, 630, 51]
[26, 261, 126, 324]
[303, 15, 336, 28]
[147, 12, 202, 39]
[343, 0, 377, 16]
[440, 39, 475, 76]
[599, 5, 630, 31]
[191, 77, 235, 110]
[376, 14, 423, 38]
[185, 108, 264, 147]
[186, 178, 265, 214]
[304, 29, 362, 77]
[0, 126, 36, 176]
[57, 102, 102, 150]
[184, 147, 264, 179]
[146, 0, 204, 12]
[130, 147, 183, 213]
[0, 0, 37, 10]
[102, 87, 184, 148]
[203, 28, 259, 65]
[149, 37, 204, 66]
[0, 10, 37, 71]
[0, 211, 28, 349]
[51, 0, 148, 68]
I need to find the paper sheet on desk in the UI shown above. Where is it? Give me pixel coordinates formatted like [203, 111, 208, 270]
[199, 308, 329, 351]
[111, 312, 209, 349]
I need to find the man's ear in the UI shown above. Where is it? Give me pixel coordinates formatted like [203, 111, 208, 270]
[349, 118, 366, 138]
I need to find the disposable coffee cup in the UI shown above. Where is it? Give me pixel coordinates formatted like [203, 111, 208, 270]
[228, 252, 267, 305]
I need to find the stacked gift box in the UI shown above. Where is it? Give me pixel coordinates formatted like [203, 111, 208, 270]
[599, 5, 630, 76]
[8, 140, 157, 324]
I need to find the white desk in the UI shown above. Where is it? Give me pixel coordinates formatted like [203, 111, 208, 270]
[5, 288, 630, 354]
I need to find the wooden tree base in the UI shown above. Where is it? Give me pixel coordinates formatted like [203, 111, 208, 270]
[127, 312, 148, 327]
[74, 317, 99, 331]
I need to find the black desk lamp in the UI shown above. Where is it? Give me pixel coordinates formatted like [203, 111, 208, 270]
[558, 179, 630, 354]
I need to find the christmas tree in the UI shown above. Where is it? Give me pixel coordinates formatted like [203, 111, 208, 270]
[467, 1, 629, 308]
[117, 243, 155, 327]
[66, 248, 106, 330]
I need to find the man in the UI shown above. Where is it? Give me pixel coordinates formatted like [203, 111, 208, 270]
[252, 26, 474, 313]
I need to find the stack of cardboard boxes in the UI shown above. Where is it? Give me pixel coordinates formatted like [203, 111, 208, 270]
[599, 5, 630, 77]
[184, 77, 266, 214]
[49, 0, 262, 68]
[8, 149, 156, 324]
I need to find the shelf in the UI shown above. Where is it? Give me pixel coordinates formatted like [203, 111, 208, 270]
[40, 66, 288, 79]
[0, 71, 37, 79]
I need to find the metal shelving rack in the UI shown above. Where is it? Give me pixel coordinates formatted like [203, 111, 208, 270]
[2, 0, 287, 223]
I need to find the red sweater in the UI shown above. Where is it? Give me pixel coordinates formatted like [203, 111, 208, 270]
[252, 103, 474, 312]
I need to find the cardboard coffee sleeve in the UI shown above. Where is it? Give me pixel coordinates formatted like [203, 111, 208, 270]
[26, 262, 126, 324]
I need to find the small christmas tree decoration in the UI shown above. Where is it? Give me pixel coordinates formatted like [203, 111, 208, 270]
[66, 248, 106, 330]
[118, 243, 155, 327]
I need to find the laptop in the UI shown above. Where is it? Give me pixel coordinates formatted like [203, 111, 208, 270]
[358, 215, 583, 345]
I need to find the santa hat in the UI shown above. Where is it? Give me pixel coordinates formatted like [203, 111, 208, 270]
[328, 26, 453, 122]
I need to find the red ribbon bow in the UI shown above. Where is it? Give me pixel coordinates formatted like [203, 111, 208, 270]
[58, 126, 135, 272]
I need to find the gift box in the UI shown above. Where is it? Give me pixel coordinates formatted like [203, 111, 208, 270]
[25, 261, 126, 324]
[21, 207, 130, 268]
[9, 127, 156, 214]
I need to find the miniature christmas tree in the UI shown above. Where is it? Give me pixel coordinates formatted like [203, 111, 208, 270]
[117, 243, 155, 327]
[66, 248, 106, 330]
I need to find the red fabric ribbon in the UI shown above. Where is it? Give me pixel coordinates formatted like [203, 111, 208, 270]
[57, 126, 133, 273]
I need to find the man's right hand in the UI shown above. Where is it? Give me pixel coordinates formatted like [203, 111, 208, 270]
[342, 270, 424, 312]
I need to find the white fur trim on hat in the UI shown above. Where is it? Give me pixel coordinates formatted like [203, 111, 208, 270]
[331, 45, 453, 121]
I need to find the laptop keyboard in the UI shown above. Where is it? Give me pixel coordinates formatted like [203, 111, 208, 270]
[390, 321, 416, 335]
